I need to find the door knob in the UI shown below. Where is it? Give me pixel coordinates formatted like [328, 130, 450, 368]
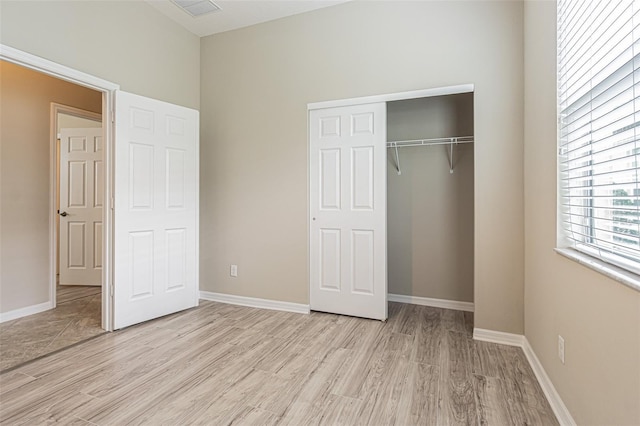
[59, 211, 68, 217]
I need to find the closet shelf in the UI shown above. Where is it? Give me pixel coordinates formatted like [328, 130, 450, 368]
[386, 135, 474, 148]
[386, 136, 474, 175]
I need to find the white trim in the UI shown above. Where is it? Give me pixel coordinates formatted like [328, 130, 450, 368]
[194, 115, 201, 308]
[1, 44, 119, 332]
[388, 293, 474, 312]
[555, 248, 640, 293]
[473, 327, 525, 346]
[473, 328, 576, 426]
[200, 291, 310, 315]
[307, 84, 474, 110]
[0, 301, 54, 323]
[0, 45, 118, 92]
[522, 338, 577, 426]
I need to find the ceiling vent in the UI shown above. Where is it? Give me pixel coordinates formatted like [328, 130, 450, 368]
[172, 0, 222, 17]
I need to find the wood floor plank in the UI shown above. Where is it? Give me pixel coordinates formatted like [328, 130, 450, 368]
[411, 306, 442, 365]
[228, 405, 281, 426]
[395, 303, 421, 336]
[441, 309, 468, 333]
[278, 348, 355, 425]
[356, 355, 409, 425]
[438, 330, 478, 425]
[56, 285, 101, 304]
[0, 372, 37, 396]
[396, 362, 439, 425]
[320, 394, 363, 426]
[471, 339, 503, 378]
[473, 374, 514, 426]
[0, 302, 560, 426]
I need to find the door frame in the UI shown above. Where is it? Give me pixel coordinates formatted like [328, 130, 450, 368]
[307, 84, 475, 315]
[1, 44, 119, 331]
[51, 106, 102, 299]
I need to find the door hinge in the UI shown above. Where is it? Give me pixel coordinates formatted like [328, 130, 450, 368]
[111, 197, 114, 210]
[110, 284, 114, 297]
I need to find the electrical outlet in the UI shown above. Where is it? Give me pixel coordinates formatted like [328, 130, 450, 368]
[230, 264, 238, 277]
[558, 335, 565, 364]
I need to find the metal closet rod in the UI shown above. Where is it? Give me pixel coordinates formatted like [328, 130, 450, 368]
[386, 136, 474, 175]
[386, 135, 474, 148]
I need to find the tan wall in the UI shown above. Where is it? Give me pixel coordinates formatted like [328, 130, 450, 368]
[0, 0, 200, 110]
[524, 2, 640, 424]
[200, 1, 524, 333]
[387, 94, 474, 302]
[0, 61, 102, 313]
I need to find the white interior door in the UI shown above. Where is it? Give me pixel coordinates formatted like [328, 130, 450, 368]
[114, 91, 199, 329]
[309, 103, 387, 320]
[59, 128, 103, 286]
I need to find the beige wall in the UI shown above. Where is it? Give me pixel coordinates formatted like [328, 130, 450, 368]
[387, 94, 474, 302]
[524, 2, 640, 424]
[0, 61, 102, 313]
[0, 0, 200, 110]
[200, 1, 524, 333]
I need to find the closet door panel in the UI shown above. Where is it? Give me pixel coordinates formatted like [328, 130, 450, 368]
[351, 229, 374, 294]
[319, 228, 341, 291]
[320, 149, 341, 211]
[309, 102, 387, 321]
[351, 146, 374, 210]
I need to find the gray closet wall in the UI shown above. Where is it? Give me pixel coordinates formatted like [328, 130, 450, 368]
[387, 93, 475, 302]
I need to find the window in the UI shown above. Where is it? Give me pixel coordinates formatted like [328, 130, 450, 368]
[558, 0, 640, 274]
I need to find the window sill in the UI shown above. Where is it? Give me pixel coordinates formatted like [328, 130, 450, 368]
[555, 248, 640, 293]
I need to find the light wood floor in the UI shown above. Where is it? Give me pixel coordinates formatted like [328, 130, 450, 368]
[0, 301, 558, 425]
[0, 285, 103, 371]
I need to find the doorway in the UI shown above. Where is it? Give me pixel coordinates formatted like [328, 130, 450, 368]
[1, 43, 201, 341]
[54, 107, 103, 294]
[0, 61, 107, 371]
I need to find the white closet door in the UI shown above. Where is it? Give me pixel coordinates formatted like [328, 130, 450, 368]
[113, 91, 199, 329]
[309, 103, 387, 320]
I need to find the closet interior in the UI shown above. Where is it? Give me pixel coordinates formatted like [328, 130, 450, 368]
[386, 93, 475, 307]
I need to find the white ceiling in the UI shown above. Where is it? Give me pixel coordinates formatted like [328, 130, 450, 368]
[146, 0, 350, 37]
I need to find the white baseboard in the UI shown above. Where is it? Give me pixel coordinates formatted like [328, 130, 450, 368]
[521, 338, 577, 426]
[388, 293, 474, 312]
[200, 291, 310, 315]
[0, 301, 53, 323]
[473, 328, 576, 426]
[473, 327, 525, 346]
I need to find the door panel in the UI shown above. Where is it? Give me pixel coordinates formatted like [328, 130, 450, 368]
[320, 149, 341, 210]
[59, 128, 103, 286]
[320, 228, 341, 291]
[114, 91, 199, 330]
[310, 103, 387, 320]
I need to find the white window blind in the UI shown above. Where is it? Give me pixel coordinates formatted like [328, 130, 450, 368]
[558, 0, 640, 274]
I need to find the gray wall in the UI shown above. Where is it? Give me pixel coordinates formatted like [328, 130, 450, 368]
[200, 0, 524, 333]
[524, 2, 640, 424]
[387, 94, 474, 302]
[0, 61, 102, 313]
[0, 0, 200, 315]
